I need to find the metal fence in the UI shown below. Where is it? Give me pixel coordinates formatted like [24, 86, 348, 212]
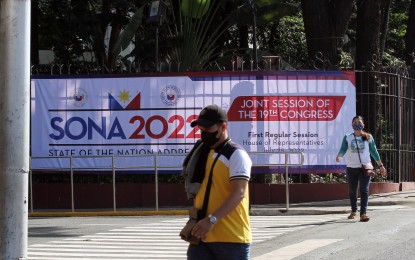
[30, 56, 284, 75]
[30, 152, 304, 213]
[356, 70, 415, 182]
[29, 63, 415, 183]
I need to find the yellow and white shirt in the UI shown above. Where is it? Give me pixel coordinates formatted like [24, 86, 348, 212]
[194, 141, 252, 243]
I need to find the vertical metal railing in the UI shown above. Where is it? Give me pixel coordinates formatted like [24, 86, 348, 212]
[29, 152, 304, 213]
[285, 154, 290, 211]
[356, 71, 415, 183]
[154, 154, 159, 211]
[29, 168, 33, 214]
[397, 75, 402, 183]
[70, 157, 74, 212]
[112, 156, 116, 212]
[247, 152, 304, 211]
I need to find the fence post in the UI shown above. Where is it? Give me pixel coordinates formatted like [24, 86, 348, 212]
[397, 76, 402, 182]
[112, 156, 116, 212]
[154, 155, 159, 211]
[285, 153, 290, 211]
[29, 152, 305, 212]
[29, 168, 33, 213]
[70, 157, 74, 212]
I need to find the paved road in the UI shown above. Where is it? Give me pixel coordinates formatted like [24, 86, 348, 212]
[252, 206, 415, 260]
[28, 191, 415, 259]
[28, 214, 346, 259]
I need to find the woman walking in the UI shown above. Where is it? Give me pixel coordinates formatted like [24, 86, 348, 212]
[336, 116, 387, 222]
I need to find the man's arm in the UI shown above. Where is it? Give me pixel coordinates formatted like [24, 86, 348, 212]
[191, 179, 248, 239]
[211, 179, 248, 220]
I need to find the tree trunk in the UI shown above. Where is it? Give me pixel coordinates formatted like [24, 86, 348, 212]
[379, 0, 392, 61]
[96, 0, 112, 70]
[238, 25, 249, 51]
[405, 0, 415, 66]
[355, 0, 382, 69]
[301, 0, 354, 68]
[355, 0, 382, 147]
[107, 8, 125, 72]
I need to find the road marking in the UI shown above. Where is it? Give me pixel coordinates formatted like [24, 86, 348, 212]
[252, 239, 343, 260]
[28, 215, 345, 259]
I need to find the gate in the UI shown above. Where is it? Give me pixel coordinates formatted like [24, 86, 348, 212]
[356, 70, 415, 182]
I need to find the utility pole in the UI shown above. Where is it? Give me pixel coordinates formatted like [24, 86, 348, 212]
[0, 0, 31, 259]
[148, 0, 166, 72]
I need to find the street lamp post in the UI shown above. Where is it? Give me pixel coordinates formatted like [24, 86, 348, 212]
[148, 0, 166, 72]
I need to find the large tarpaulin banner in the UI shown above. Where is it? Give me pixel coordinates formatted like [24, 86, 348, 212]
[31, 71, 355, 173]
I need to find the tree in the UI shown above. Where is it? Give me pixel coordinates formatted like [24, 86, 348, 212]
[257, 14, 307, 68]
[406, 0, 415, 65]
[36, 0, 99, 64]
[164, 0, 230, 71]
[33, 0, 145, 71]
[301, 0, 354, 68]
[382, 0, 408, 66]
[355, 0, 382, 69]
[31, 0, 40, 65]
[95, 0, 145, 71]
[379, 0, 392, 61]
[32, 0, 413, 73]
[207, 0, 300, 70]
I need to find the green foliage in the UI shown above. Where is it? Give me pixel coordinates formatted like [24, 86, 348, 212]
[33, 0, 411, 73]
[164, 0, 230, 71]
[378, 116, 393, 148]
[340, 51, 354, 69]
[250, 173, 349, 184]
[309, 174, 347, 184]
[256, 0, 299, 24]
[257, 14, 307, 68]
[384, 12, 408, 62]
[231, 0, 299, 26]
[38, 0, 89, 62]
[181, 0, 211, 18]
[111, 6, 145, 55]
[383, 52, 407, 67]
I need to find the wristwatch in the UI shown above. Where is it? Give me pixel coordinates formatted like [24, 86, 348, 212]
[208, 214, 217, 224]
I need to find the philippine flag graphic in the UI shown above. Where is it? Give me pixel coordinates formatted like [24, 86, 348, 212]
[109, 90, 141, 110]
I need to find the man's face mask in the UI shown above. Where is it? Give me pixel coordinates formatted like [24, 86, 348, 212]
[201, 129, 220, 147]
[352, 123, 364, 131]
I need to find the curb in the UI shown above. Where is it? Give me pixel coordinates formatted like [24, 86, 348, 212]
[29, 208, 349, 217]
[250, 208, 350, 216]
[29, 210, 188, 218]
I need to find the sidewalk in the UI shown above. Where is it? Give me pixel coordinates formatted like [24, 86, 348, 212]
[28, 190, 415, 218]
[250, 190, 415, 216]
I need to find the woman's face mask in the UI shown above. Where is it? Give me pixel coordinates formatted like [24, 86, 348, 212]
[352, 123, 364, 131]
[201, 129, 220, 147]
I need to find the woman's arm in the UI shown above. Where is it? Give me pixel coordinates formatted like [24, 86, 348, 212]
[369, 135, 387, 176]
[336, 135, 348, 162]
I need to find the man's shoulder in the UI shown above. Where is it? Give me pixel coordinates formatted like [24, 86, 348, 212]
[221, 140, 246, 159]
